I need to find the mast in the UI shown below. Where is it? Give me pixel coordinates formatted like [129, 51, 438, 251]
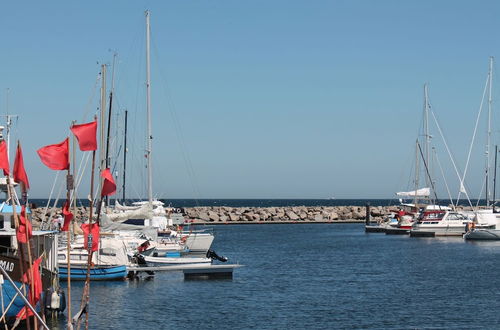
[145, 10, 153, 204]
[424, 84, 431, 189]
[122, 110, 128, 203]
[493, 145, 498, 213]
[414, 139, 420, 209]
[105, 53, 117, 205]
[486, 56, 493, 206]
[100, 65, 107, 196]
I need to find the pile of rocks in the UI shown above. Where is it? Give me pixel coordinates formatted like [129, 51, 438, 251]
[182, 205, 394, 223]
[32, 204, 474, 225]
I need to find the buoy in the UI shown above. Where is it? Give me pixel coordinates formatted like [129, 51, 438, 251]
[57, 289, 66, 312]
[50, 290, 60, 310]
[44, 288, 54, 311]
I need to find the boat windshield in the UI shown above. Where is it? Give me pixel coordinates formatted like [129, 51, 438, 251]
[422, 211, 446, 221]
[446, 212, 468, 221]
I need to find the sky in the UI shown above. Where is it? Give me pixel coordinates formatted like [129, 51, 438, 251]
[1, 1, 500, 200]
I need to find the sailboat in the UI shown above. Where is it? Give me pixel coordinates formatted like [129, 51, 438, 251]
[102, 11, 214, 255]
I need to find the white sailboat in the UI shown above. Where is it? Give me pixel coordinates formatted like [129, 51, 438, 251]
[102, 11, 214, 255]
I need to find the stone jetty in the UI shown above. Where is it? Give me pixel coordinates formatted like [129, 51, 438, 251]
[30, 205, 410, 226]
[31, 204, 475, 227]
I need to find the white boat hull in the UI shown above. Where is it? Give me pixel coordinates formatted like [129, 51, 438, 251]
[143, 255, 212, 267]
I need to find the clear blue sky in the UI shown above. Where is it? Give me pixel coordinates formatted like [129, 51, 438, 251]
[1, 1, 500, 199]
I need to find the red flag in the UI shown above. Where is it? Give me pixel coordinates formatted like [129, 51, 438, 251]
[70, 120, 97, 151]
[16, 205, 32, 244]
[37, 138, 69, 170]
[16, 256, 43, 320]
[101, 168, 116, 197]
[61, 200, 73, 231]
[0, 141, 9, 176]
[81, 223, 100, 252]
[13, 143, 29, 192]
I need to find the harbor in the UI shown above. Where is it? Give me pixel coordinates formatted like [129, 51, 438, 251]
[3, 1, 500, 329]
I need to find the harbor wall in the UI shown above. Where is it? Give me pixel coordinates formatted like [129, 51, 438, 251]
[29, 205, 404, 226]
[30, 204, 474, 226]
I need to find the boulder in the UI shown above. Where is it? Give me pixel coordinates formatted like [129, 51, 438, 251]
[198, 212, 210, 221]
[286, 211, 299, 220]
[208, 211, 219, 222]
[314, 214, 323, 221]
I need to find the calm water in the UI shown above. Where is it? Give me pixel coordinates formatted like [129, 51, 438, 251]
[50, 223, 500, 329]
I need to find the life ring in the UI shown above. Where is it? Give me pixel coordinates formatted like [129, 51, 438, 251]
[180, 236, 187, 243]
[176, 208, 182, 213]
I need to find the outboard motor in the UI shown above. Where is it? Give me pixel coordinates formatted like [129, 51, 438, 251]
[206, 249, 228, 262]
[133, 253, 155, 276]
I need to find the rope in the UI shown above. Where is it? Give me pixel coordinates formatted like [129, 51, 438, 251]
[41, 172, 61, 229]
[429, 109, 473, 208]
[459, 73, 489, 205]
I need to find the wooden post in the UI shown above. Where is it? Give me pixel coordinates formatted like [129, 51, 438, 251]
[365, 203, 371, 225]
[66, 147, 74, 329]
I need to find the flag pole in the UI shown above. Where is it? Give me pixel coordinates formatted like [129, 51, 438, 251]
[66, 130, 74, 329]
[77, 115, 97, 330]
[19, 141, 35, 329]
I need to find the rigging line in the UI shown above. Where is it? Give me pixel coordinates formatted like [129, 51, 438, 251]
[429, 109, 473, 208]
[458, 73, 489, 204]
[476, 173, 487, 208]
[151, 39, 203, 204]
[41, 172, 61, 227]
[434, 149, 454, 206]
[417, 141, 439, 202]
[71, 150, 91, 205]
[81, 71, 102, 123]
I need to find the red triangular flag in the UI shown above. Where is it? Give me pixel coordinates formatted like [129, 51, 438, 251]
[37, 138, 69, 170]
[70, 120, 97, 151]
[0, 141, 9, 176]
[101, 168, 116, 197]
[81, 223, 100, 252]
[13, 143, 29, 192]
[16, 205, 32, 244]
[61, 200, 73, 231]
[16, 256, 43, 320]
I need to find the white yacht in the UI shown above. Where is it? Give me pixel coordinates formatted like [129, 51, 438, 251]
[410, 208, 472, 236]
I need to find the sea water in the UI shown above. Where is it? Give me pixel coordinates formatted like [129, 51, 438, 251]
[49, 223, 500, 329]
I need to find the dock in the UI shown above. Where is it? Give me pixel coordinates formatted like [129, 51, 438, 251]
[385, 228, 410, 235]
[127, 263, 243, 279]
[409, 230, 435, 237]
[365, 225, 386, 233]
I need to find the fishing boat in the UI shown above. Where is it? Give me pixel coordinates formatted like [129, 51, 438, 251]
[0, 204, 60, 319]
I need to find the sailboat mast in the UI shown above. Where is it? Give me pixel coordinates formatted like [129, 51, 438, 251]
[145, 10, 153, 204]
[424, 84, 431, 189]
[486, 56, 493, 206]
[100, 65, 107, 196]
[122, 110, 128, 203]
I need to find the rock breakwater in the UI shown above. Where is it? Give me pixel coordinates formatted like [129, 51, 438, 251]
[30, 204, 473, 226]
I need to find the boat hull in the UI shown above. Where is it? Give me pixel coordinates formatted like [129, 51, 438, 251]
[143, 256, 211, 267]
[59, 265, 127, 281]
[411, 226, 466, 236]
[464, 229, 500, 240]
